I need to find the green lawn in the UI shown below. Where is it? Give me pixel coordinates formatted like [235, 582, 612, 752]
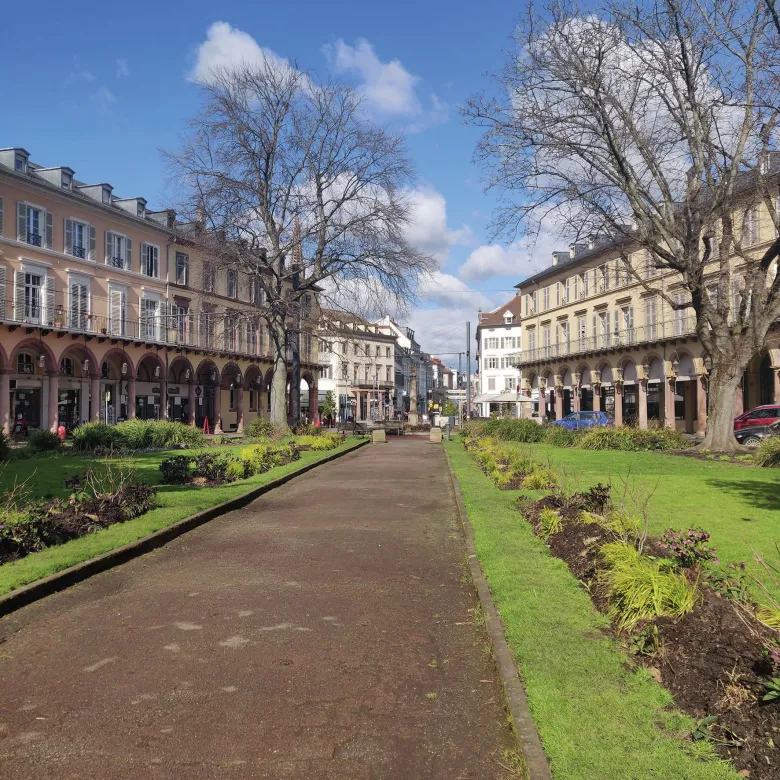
[0, 438, 363, 597]
[446, 441, 737, 780]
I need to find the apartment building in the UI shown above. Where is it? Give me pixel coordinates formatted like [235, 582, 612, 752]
[317, 309, 396, 421]
[513, 199, 780, 432]
[0, 146, 320, 434]
[474, 296, 524, 417]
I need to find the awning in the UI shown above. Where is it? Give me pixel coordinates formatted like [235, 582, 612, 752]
[472, 393, 500, 403]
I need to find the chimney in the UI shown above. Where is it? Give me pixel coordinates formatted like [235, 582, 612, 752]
[569, 243, 576, 259]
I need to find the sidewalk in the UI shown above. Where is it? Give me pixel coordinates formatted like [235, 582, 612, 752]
[0, 439, 515, 779]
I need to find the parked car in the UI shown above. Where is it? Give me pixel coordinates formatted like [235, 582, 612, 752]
[552, 411, 615, 430]
[733, 404, 780, 431]
[734, 419, 780, 447]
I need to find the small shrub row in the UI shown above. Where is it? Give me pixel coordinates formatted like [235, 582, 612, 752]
[466, 436, 558, 490]
[71, 420, 204, 452]
[245, 417, 291, 440]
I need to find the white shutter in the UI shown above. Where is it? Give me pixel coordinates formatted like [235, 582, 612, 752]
[64, 219, 73, 255]
[126, 238, 132, 270]
[45, 276, 55, 324]
[17, 202, 26, 242]
[14, 269, 24, 320]
[88, 225, 96, 262]
[109, 288, 124, 336]
[45, 211, 53, 249]
[69, 282, 80, 329]
[105, 231, 113, 264]
[140, 242, 148, 274]
[153, 245, 159, 277]
[0, 197, 4, 236]
[0, 266, 6, 320]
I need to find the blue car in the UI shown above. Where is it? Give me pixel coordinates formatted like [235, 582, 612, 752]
[552, 411, 615, 430]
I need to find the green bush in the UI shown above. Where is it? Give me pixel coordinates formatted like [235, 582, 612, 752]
[71, 420, 203, 452]
[460, 419, 489, 438]
[27, 429, 62, 453]
[292, 422, 320, 436]
[158, 455, 193, 484]
[539, 507, 563, 538]
[542, 425, 581, 447]
[755, 436, 780, 468]
[225, 460, 245, 482]
[246, 417, 290, 440]
[193, 452, 234, 483]
[577, 426, 687, 452]
[483, 418, 547, 442]
[71, 422, 119, 452]
[294, 433, 340, 451]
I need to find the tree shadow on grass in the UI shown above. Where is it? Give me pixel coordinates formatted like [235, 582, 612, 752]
[706, 477, 780, 514]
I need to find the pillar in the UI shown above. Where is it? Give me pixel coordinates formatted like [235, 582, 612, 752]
[638, 380, 648, 430]
[593, 385, 601, 411]
[90, 375, 101, 422]
[310, 382, 318, 422]
[573, 388, 581, 413]
[236, 385, 244, 434]
[0, 370, 9, 435]
[613, 383, 623, 427]
[734, 382, 744, 416]
[684, 380, 695, 434]
[159, 378, 168, 420]
[213, 385, 223, 434]
[696, 375, 707, 437]
[664, 378, 676, 429]
[188, 381, 196, 426]
[127, 377, 137, 420]
[554, 388, 563, 420]
[48, 373, 59, 433]
[774, 369, 780, 405]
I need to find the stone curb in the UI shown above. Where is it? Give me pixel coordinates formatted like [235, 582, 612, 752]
[0, 439, 369, 618]
[444, 447, 553, 780]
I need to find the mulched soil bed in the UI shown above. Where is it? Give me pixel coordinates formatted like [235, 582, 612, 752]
[519, 495, 780, 779]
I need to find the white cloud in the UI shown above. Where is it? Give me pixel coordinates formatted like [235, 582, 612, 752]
[405, 187, 472, 266]
[116, 59, 130, 78]
[64, 69, 95, 87]
[418, 271, 492, 310]
[91, 87, 116, 117]
[189, 21, 292, 84]
[324, 39, 448, 131]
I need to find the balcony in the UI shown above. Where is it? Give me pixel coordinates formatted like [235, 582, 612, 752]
[72, 245, 87, 259]
[513, 317, 698, 367]
[27, 232, 42, 247]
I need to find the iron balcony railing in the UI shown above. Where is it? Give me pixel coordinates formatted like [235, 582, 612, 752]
[27, 232, 42, 247]
[512, 317, 698, 367]
[72, 245, 87, 259]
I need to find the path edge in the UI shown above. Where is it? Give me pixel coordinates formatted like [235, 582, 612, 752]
[0, 439, 369, 618]
[444, 446, 553, 780]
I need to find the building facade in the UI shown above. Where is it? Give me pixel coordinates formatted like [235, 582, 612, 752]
[512, 215, 780, 432]
[317, 309, 396, 422]
[0, 146, 320, 435]
[474, 296, 524, 417]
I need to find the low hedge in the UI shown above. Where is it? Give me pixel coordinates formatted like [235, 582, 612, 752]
[71, 420, 204, 452]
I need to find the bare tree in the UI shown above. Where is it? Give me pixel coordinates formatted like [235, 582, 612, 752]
[166, 59, 433, 426]
[466, 0, 780, 450]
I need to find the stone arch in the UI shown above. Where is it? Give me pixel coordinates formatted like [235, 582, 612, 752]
[136, 352, 165, 381]
[168, 355, 194, 385]
[99, 347, 134, 381]
[196, 358, 220, 385]
[301, 370, 318, 422]
[220, 361, 242, 389]
[670, 349, 696, 380]
[243, 364, 263, 391]
[56, 343, 100, 379]
[596, 359, 614, 385]
[10, 338, 57, 375]
[620, 358, 638, 384]
[646, 355, 665, 383]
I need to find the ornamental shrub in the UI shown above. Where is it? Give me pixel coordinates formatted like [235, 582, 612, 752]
[246, 418, 290, 440]
[27, 429, 62, 453]
[483, 418, 546, 442]
[755, 436, 780, 468]
[193, 452, 233, 483]
[71, 420, 203, 452]
[71, 422, 120, 452]
[662, 528, 719, 567]
[225, 460, 245, 482]
[577, 426, 687, 452]
[158, 455, 193, 484]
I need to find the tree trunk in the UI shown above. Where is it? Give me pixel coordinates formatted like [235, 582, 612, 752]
[700, 363, 743, 451]
[269, 319, 288, 427]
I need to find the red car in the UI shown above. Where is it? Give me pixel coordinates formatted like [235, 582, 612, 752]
[733, 404, 780, 431]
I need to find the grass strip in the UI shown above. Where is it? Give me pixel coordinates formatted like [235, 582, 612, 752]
[446, 441, 737, 780]
[0, 439, 362, 597]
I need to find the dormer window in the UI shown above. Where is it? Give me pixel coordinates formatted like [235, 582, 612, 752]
[137, 202, 145, 217]
[61, 172, 72, 190]
[504, 312, 514, 324]
[15, 153, 27, 173]
[102, 187, 111, 204]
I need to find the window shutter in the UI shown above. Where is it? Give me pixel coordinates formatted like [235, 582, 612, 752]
[69, 282, 80, 328]
[140, 243, 148, 273]
[88, 225, 96, 262]
[80, 282, 88, 320]
[109, 289, 122, 335]
[0, 197, 4, 236]
[14, 270, 24, 320]
[64, 219, 73, 255]
[153, 245, 160, 277]
[17, 202, 26, 242]
[126, 238, 132, 270]
[45, 276, 55, 322]
[0, 266, 6, 320]
[45, 211, 53, 249]
[105, 231, 113, 264]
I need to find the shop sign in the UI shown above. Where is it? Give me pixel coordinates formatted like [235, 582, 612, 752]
[168, 387, 180, 395]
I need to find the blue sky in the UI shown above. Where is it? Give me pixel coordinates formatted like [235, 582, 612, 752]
[3, 0, 559, 367]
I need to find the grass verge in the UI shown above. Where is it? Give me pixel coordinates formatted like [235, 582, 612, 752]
[446, 441, 737, 780]
[0, 438, 362, 597]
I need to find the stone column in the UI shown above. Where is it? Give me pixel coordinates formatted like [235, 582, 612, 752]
[638, 380, 648, 430]
[554, 388, 563, 420]
[127, 377, 137, 420]
[213, 386, 223, 434]
[696, 375, 708, 437]
[310, 382, 319, 422]
[573, 388, 581, 413]
[90, 375, 101, 422]
[159, 378, 168, 420]
[188, 381, 196, 426]
[613, 383, 623, 427]
[48, 373, 59, 433]
[734, 382, 744, 416]
[0, 370, 10, 435]
[593, 385, 601, 411]
[774, 369, 780, 406]
[664, 378, 676, 429]
[236, 385, 244, 434]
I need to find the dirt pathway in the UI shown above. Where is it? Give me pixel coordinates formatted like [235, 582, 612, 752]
[0, 438, 516, 779]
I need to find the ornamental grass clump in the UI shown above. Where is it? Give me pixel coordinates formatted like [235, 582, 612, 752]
[578, 426, 687, 452]
[755, 437, 780, 468]
[539, 507, 563, 538]
[600, 541, 700, 630]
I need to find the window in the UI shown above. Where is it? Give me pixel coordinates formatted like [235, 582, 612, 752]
[599, 264, 610, 292]
[365, 344, 371, 357]
[106, 232, 130, 270]
[386, 346, 391, 358]
[645, 250, 659, 278]
[102, 188, 111, 204]
[320, 364, 333, 380]
[673, 293, 688, 335]
[531, 290, 538, 312]
[109, 287, 127, 337]
[485, 357, 498, 370]
[17, 353, 34, 374]
[742, 207, 759, 246]
[618, 305, 634, 343]
[579, 272, 589, 298]
[563, 278, 571, 302]
[645, 297, 657, 339]
[341, 362, 348, 380]
[559, 321, 570, 353]
[487, 377, 496, 391]
[141, 298, 160, 340]
[386, 366, 392, 382]
[224, 311, 236, 351]
[203, 262, 215, 293]
[142, 244, 160, 278]
[505, 376, 516, 391]
[596, 311, 610, 347]
[542, 325, 551, 356]
[15, 154, 27, 173]
[69, 276, 89, 330]
[62, 172, 72, 191]
[60, 357, 74, 376]
[375, 345, 381, 357]
[504, 312, 514, 324]
[543, 286, 550, 310]
[65, 219, 89, 259]
[485, 337, 499, 349]
[227, 269, 238, 299]
[353, 343, 359, 355]
[23, 272, 43, 323]
[525, 294, 530, 315]
[353, 363, 359, 382]
[176, 253, 189, 286]
[527, 329, 536, 352]
[200, 306, 215, 347]
[555, 284, 560, 307]
[249, 276, 263, 306]
[25, 205, 42, 246]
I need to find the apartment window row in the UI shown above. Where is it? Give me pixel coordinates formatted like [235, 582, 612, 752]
[483, 335, 519, 350]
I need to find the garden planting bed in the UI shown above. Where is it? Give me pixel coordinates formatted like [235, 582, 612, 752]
[519, 490, 780, 779]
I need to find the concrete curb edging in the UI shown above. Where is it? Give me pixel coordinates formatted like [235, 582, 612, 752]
[0, 439, 369, 618]
[444, 447, 553, 780]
